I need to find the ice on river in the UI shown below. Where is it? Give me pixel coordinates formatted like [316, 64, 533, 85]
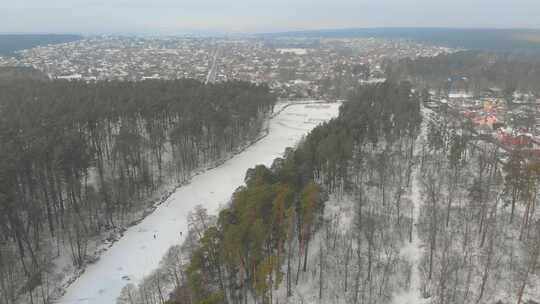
[57, 101, 340, 304]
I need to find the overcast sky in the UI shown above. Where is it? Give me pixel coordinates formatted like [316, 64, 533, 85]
[2, 0, 539, 34]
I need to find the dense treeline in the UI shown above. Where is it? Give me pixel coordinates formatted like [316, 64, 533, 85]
[386, 51, 540, 93]
[0, 67, 49, 84]
[317, 63, 371, 99]
[0, 78, 275, 304]
[129, 81, 422, 304]
[263, 28, 540, 53]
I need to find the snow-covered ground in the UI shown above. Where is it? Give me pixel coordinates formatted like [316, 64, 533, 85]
[392, 107, 429, 304]
[448, 92, 473, 99]
[56, 101, 340, 304]
[392, 169, 427, 304]
[276, 48, 308, 55]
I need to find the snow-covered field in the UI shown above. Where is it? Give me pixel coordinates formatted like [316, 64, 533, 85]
[276, 48, 308, 55]
[57, 101, 340, 304]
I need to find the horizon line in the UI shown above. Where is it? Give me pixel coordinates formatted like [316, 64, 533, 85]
[2, 26, 540, 37]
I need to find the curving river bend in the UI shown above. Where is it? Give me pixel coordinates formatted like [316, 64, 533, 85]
[57, 101, 340, 304]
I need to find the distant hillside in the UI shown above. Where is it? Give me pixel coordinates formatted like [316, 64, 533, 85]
[260, 28, 540, 53]
[0, 34, 82, 55]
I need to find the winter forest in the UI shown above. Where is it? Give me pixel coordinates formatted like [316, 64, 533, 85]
[2, 51, 540, 304]
[0, 78, 274, 303]
[119, 80, 540, 304]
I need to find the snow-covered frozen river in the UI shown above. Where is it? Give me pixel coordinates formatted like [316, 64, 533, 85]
[57, 101, 340, 304]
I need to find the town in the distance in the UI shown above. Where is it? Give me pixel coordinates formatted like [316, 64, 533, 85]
[0, 36, 450, 99]
[3, 35, 538, 160]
